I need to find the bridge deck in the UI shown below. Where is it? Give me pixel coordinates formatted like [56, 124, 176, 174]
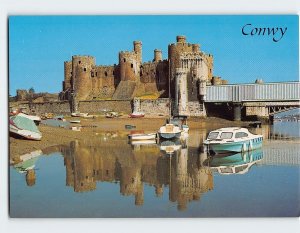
[205, 81, 300, 103]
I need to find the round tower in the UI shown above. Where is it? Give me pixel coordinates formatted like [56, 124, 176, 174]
[119, 52, 140, 82]
[72, 55, 95, 100]
[133, 41, 142, 63]
[154, 49, 162, 62]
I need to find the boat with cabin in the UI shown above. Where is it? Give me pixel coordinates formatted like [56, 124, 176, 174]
[204, 127, 263, 154]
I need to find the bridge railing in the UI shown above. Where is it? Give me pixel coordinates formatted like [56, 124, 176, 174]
[206, 82, 300, 102]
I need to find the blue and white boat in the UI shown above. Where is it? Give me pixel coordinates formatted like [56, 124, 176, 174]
[158, 123, 182, 139]
[204, 127, 263, 154]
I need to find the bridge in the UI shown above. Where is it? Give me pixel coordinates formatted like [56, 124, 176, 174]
[205, 81, 300, 121]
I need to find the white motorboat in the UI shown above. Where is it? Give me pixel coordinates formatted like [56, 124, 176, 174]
[204, 127, 263, 154]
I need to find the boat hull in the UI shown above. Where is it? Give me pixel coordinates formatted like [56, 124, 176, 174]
[128, 133, 157, 140]
[205, 139, 262, 154]
[10, 124, 42, 141]
[129, 114, 145, 118]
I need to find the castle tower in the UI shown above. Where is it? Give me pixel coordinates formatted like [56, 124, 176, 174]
[72, 55, 95, 101]
[176, 35, 186, 43]
[175, 68, 189, 115]
[63, 61, 72, 91]
[154, 49, 162, 62]
[192, 44, 200, 52]
[133, 41, 142, 63]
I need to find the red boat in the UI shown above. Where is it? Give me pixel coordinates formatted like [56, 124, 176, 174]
[129, 112, 145, 118]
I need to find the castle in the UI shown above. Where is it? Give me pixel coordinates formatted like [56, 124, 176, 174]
[60, 35, 227, 115]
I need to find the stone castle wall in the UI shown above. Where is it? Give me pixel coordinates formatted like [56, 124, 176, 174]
[139, 98, 170, 116]
[78, 100, 132, 113]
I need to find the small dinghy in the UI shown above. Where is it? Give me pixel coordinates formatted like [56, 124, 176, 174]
[71, 112, 88, 117]
[129, 111, 145, 118]
[70, 120, 81, 124]
[10, 115, 42, 140]
[128, 132, 157, 141]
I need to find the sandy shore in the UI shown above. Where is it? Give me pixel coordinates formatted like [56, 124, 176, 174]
[9, 116, 250, 161]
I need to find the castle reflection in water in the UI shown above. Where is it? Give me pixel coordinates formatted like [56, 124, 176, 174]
[13, 122, 300, 212]
[61, 137, 213, 211]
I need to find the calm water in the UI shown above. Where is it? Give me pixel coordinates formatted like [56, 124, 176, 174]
[10, 122, 300, 217]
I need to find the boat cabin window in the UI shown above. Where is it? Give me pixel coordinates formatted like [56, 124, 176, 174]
[235, 132, 248, 138]
[220, 132, 233, 139]
[208, 132, 219, 139]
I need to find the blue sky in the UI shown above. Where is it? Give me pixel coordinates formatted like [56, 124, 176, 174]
[9, 15, 299, 95]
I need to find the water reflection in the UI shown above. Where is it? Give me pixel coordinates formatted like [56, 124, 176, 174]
[204, 149, 264, 175]
[59, 137, 213, 210]
[13, 150, 42, 187]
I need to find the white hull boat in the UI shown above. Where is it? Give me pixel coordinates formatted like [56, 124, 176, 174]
[10, 115, 42, 141]
[204, 127, 263, 154]
[158, 124, 182, 139]
[71, 112, 88, 117]
[128, 132, 157, 140]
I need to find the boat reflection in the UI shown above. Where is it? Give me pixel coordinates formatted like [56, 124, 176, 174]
[12, 150, 42, 187]
[203, 149, 264, 175]
[60, 138, 213, 210]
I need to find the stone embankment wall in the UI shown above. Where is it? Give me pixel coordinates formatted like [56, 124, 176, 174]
[11, 98, 206, 117]
[78, 100, 132, 113]
[30, 101, 71, 114]
[139, 98, 170, 116]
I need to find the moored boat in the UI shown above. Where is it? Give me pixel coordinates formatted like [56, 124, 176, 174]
[128, 132, 157, 141]
[71, 112, 88, 117]
[105, 111, 119, 118]
[158, 123, 182, 139]
[10, 115, 42, 140]
[70, 120, 81, 124]
[129, 111, 145, 118]
[204, 127, 263, 154]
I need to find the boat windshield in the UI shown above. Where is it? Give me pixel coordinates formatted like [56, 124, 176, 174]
[220, 132, 233, 139]
[207, 132, 219, 139]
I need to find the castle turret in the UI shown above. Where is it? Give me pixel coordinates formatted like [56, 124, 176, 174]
[154, 49, 162, 62]
[192, 44, 200, 52]
[176, 35, 186, 43]
[133, 41, 142, 63]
